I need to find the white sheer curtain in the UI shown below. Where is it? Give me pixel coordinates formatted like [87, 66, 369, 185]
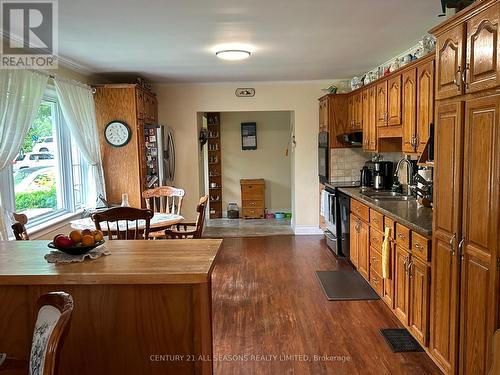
[54, 79, 105, 209]
[0, 70, 48, 240]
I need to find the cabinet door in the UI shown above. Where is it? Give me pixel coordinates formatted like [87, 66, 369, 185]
[459, 94, 500, 375]
[394, 245, 410, 325]
[402, 68, 417, 153]
[387, 74, 402, 126]
[319, 97, 328, 132]
[416, 60, 435, 153]
[355, 92, 363, 131]
[358, 220, 369, 281]
[409, 257, 430, 346]
[430, 101, 464, 375]
[376, 81, 388, 127]
[350, 216, 359, 268]
[151, 95, 158, 123]
[362, 89, 370, 150]
[465, 2, 500, 93]
[367, 86, 377, 151]
[347, 95, 354, 131]
[436, 24, 465, 99]
[382, 237, 395, 309]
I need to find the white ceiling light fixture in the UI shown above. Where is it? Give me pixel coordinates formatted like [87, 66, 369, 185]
[216, 49, 251, 61]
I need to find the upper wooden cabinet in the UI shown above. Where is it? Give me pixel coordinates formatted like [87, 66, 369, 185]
[319, 96, 329, 133]
[434, 0, 499, 99]
[387, 74, 402, 126]
[402, 57, 435, 154]
[318, 94, 349, 148]
[376, 81, 388, 127]
[402, 68, 417, 153]
[361, 87, 377, 151]
[435, 24, 465, 99]
[465, 2, 500, 93]
[416, 59, 435, 153]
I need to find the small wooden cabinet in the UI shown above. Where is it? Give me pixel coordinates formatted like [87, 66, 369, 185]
[435, 24, 465, 100]
[318, 94, 349, 149]
[387, 74, 402, 126]
[402, 68, 417, 153]
[241, 179, 265, 219]
[350, 201, 370, 281]
[394, 245, 411, 324]
[376, 81, 388, 127]
[362, 86, 377, 151]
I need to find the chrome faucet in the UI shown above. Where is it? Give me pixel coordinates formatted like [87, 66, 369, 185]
[394, 156, 415, 197]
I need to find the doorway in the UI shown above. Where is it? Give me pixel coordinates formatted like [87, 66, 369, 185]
[199, 110, 294, 237]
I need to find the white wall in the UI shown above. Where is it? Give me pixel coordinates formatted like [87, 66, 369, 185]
[219, 111, 291, 214]
[154, 80, 350, 233]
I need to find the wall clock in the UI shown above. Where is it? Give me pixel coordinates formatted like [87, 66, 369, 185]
[104, 121, 132, 147]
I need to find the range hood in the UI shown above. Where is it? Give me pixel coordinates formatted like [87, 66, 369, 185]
[337, 131, 363, 147]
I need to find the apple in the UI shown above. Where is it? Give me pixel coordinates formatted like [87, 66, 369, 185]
[54, 235, 74, 249]
[53, 234, 65, 243]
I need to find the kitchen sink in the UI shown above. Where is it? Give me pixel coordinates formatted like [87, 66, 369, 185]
[361, 190, 415, 201]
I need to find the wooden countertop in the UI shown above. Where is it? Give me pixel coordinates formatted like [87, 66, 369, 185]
[0, 239, 222, 285]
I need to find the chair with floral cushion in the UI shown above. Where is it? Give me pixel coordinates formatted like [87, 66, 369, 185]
[0, 292, 73, 375]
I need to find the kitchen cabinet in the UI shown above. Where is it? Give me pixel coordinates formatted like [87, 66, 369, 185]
[362, 87, 377, 151]
[402, 68, 417, 153]
[350, 214, 369, 280]
[464, 2, 500, 93]
[394, 245, 410, 325]
[459, 94, 499, 375]
[319, 96, 329, 132]
[376, 81, 388, 127]
[354, 92, 363, 131]
[408, 256, 431, 346]
[347, 95, 354, 131]
[387, 74, 402, 126]
[382, 216, 396, 309]
[430, 2, 500, 373]
[435, 24, 465, 99]
[416, 59, 434, 153]
[318, 94, 349, 148]
[350, 216, 359, 268]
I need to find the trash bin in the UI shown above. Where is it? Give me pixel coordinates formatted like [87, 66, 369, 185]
[227, 203, 239, 219]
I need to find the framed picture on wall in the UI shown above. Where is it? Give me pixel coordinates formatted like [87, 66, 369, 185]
[241, 122, 257, 150]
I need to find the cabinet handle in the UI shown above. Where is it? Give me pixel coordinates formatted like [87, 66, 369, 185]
[408, 261, 413, 278]
[403, 257, 409, 274]
[449, 233, 456, 256]
[397, 233, 405, 240]
[453, 65, 462, 88]
[458, 237, 465, 260]
[414, 243, 422, 250]
[462, 63, 470, 90]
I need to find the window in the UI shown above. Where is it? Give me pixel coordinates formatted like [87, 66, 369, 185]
[8, 87, 88, 226]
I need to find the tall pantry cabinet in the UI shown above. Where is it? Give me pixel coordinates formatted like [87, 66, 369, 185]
[429, 1, 500, 374]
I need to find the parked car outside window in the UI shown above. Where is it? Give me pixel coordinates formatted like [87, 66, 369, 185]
[32, 136, 55, 153]
[13, 152, 55, 171]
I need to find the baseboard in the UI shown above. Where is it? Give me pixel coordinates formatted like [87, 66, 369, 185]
[292, 224, 324, 235]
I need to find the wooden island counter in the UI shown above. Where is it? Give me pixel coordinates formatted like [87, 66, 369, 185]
[0, 239, 222, 375]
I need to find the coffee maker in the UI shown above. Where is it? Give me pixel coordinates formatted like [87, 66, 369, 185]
[364, 160, 394, 190]
[373, 161, 394, 190]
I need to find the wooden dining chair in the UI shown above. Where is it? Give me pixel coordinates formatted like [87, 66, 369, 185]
[11, 213, 29, 240]
[91, 207, 154, 240]
[142, 186, 185, 215]
[0, 292, 74, 375]
[142, 186, 185, 239]
[164, 195, 208, 239]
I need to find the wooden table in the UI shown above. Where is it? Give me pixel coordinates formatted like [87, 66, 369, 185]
[0, 239, 222, 375]
[70, 212, 184, 231]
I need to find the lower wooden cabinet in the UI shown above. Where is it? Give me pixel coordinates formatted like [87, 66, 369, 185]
[394, 246, 410, 324]
[408, 256, 431, 346]
[350, 214, 369, 280]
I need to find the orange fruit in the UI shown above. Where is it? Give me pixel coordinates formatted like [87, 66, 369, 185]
[81, 235, 95, 246]
[81, 229, 92, 236]
[69, 230, 82, 243]
[93, 230, 104, 242]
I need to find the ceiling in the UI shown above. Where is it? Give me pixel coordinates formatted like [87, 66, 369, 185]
[58, 0, 442, 83]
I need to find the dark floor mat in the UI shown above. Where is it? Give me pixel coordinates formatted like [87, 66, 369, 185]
[380, 328, 424, 353]
[316, 270, 380, 301]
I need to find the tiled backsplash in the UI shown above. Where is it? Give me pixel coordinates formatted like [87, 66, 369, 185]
[330, 148, 404, 183]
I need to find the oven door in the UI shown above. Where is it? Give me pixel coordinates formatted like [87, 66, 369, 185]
[326, 193, 337, 235]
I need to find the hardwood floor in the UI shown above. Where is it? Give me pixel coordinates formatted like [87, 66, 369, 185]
[211, 235, 441, 374]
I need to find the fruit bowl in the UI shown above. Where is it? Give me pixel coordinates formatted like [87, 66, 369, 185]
[47, 240, 105, 255]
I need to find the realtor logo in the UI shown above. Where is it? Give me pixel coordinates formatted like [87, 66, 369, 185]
[1, 0, 58, 68]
